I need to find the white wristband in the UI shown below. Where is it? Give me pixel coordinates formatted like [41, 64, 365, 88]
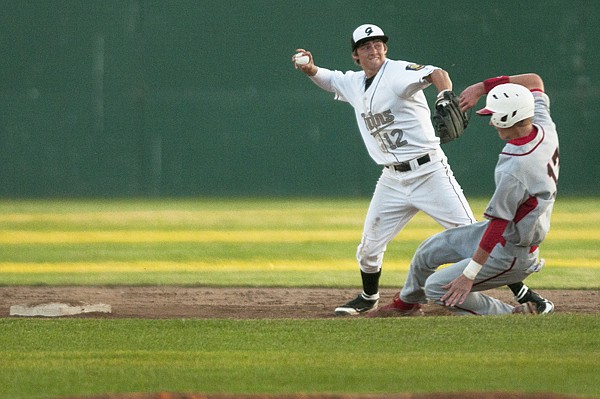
[463, 260, 483, 280]
[436, 89, 451, 99]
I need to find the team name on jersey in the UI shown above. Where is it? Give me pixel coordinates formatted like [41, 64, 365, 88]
[361, 109, 407, 151]
[361, 110, 394, 134]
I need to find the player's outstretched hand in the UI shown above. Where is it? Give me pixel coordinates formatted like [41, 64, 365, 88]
[441, 274, 474, 307]
[292, 48, 317, 76]
[459, 82, 486, 113]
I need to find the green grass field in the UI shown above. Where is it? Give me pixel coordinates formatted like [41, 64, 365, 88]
[1, 197, 598, 288]
[0, 198, 599, 399]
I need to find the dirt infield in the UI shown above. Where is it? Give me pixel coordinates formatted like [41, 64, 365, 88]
[2, 286, 598, 399]
[1, 286, 598, 319]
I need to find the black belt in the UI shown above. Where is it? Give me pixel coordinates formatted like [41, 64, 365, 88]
[389, 154, 431, 172]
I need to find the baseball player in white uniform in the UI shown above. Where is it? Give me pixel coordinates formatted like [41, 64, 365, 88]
[293, 24, 476, 316]
[369, 73, 558, 316]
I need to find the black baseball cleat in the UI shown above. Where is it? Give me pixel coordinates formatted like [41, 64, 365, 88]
[334, 293, 378, 316]
[514, 284, 554, 314]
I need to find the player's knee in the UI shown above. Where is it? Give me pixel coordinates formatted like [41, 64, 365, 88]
[411, 244, 429, 266]
[409, 241, 438, 274]
[356, 241, 383, 273]
[358, 260, 380, 274]
[357, 253, 381, 273]
[424, 279, 444, 302]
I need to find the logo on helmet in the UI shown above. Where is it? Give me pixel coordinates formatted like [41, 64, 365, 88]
[351, 24, 389, 51]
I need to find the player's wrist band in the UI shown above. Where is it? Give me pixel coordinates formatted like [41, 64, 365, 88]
[463, 260, 483, 280]
[483, 76, 510, 93]
[436, 89, 450, 100]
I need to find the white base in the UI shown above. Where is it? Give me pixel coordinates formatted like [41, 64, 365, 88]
[10, 302, 112, 317]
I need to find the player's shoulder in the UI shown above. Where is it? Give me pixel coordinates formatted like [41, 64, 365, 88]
[388, 59, 436, 72]
[500, 128, 557, 164]
[331, 68, 365, 86]
[386, 59, 423, 70]
[340, 68, 365, 80]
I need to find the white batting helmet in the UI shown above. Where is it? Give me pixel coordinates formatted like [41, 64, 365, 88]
[477, 83, 535, 128]
[351, 24, 388, 51]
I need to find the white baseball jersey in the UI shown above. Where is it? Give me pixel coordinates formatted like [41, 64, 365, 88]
[484, 91, 559, 247]
[310, 59, 441, 164]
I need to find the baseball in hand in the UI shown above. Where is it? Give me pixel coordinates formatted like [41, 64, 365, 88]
[294, 53, 310, 65]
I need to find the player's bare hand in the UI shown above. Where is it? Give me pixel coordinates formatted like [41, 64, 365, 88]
[459, 82, 486, 112]
[441, 274, 474, 307]
[292, 49, 317, 76]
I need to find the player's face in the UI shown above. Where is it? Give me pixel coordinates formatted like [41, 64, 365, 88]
[354, 39, 387, 73]
[496, 127, 511, 140]
[493, 123, 517, 141]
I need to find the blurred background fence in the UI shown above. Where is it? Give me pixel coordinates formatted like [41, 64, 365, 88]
[1, 0, 598, 198]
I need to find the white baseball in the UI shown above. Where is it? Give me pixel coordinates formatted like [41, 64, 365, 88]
[294, 53, 310, 65]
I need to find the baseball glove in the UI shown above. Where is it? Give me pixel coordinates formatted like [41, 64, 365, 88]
[432, 90, 469, 144]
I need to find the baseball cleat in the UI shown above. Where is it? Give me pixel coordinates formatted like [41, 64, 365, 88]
[534, 299, 555, 314]
[514, 285, 555, 315]
[334, 293, 378, 316]
[366, 293, 423, 318]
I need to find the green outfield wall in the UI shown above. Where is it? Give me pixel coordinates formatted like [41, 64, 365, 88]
[1, 1, 598, 198]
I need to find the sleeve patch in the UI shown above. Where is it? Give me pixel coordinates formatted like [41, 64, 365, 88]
[406, 63, 425, 71]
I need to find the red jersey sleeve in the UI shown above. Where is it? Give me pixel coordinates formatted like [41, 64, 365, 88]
[479, 218, 509, 253]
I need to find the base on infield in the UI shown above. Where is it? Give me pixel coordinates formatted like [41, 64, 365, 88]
[9, 302, 112, 317]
